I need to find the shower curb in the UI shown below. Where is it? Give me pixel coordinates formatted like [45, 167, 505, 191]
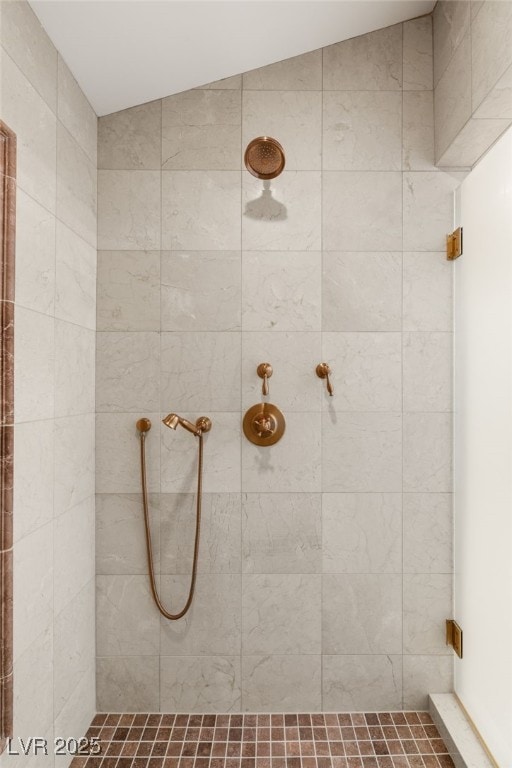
[429, 694, 496, 768]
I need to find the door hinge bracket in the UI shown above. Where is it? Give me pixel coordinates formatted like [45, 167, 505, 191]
[446, 619, 463, 658]
[446, 227, 463, 260]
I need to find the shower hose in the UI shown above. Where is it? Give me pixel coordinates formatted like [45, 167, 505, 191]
[139, 429, 203, 620]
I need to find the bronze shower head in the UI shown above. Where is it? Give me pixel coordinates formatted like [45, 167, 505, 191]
[162, 413, 212, 436]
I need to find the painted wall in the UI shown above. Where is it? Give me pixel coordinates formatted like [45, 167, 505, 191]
[0, 0, 97, 760]
[433, 0, 512, 167]
[454, 126, 512, 767]
[96, 16, 458, 713]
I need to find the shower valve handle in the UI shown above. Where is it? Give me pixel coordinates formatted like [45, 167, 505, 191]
[257, 363, 273, 396]
[316, 363, 334, 396]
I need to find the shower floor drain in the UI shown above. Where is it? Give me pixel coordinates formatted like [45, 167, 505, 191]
[73, 711, 455, 768]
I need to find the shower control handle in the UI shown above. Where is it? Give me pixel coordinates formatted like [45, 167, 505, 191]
[257, 363, 273, 396]
[316, 363, 334, 396]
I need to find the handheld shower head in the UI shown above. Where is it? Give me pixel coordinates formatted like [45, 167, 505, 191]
[162, 413, 212, 436]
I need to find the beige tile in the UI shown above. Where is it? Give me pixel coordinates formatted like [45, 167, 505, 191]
[471, 0, 512, 111]
[433, 0, 471, 86]
[14, 306, 54, 423]
[96, 331, 160, 412]
[57, 123, 97, 248]
[161, 412, 240, 494]
[473, 63, 512, 119]
[54, 320, 95, 417]
[242, 492, 321, 574]
[322, 413, 402, 492]
[323, 172, 402, 251]
[322, 493, 402, 574]
[96, 656, 159, 712]
[13, 523, 53, 662]
[161, 331, 241, 412]
[403, 172, 460, 252]
[323, 574, 402, 654]
[15, 189, 55, 315]
[54, 580, 95, 718]
[404, 16, 433, 90]
[162, 90, 241, 170]
[242, 412, 321, 493]
[404, 574, 453, 654]
[242, 574, 321, 654]
[98, 170, 160, 250]
[437, 116, 512, 167]
[403, 655, 453, 708]
[160, 574, 241, 655]
[162, 171, 240, 250]
[322, 655, 402, 711]
[95, 412, 160, 494]
[242, 655, 321, 712]
[160, 493, 241, 574]
[322, 252, 402, 332]
[98, 100, 161, 170]
[196, 73, 242, 90]
[403, 252, 453, 332]
[242, 171, 321, 251]
[57, 55, 97, 164]
[54, 414, 95, 513]
[241, 331, 321, 412]
[96, 493, 159, 575]
[403, 332, 452, 412]
[53, 496, 95, 613]
[54, 664, 95, 753]
[55, 222, 97, 329]
[161, 656, 241, 712]
[404, 493, 453, 573]
[13, 627, 53, 736]
[403, 413, 452, 492]
[323, 91, 401, 170]
[403, 91, 435, 170]
[97, 250, 160, 331]
[243, 90, 321, 170]
[0, 0, 57, 110]
[13, 420, 54, 543]
[242, 250, 321, 332]
[434, 32, 471, 160]
[322, 332, 402, 412]
[1, 49, 57, 212]
[323, 25, 402, 90]
[96, 575, 160, 656]
[161, 251, 241, 331]
[242, 50, 322, 90]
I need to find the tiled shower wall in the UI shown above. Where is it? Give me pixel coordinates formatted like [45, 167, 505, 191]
[96, 17, 457, 713]
[0, 0, 97, 759]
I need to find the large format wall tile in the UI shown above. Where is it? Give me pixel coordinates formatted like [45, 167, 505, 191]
[54, 414, 95, 513]
[242, 493, 321, 574]
[161, 656, 241, 712]
[403, 252, 453, 332]
[13, 420, 54, 543]
[96, 493, 160, 575]
[403, 16, 433, 91]
[56, 123, 97, 248]
[322, 655, 402, 711]
[322, 252, 402, 332]
[323, 92, 402, 171]
[471, 1, 512, 111]
[403, 493, 453, 574]
[57, 56, 97, 165]
[98, 170, 161, 250]
[243, 91, 321, 170]
[323, 172, 402, 251]
[98, 101, 162, 170]
[55, 320, 95, 417]
[403, 332, 452, 412]
[403, 574, 453, 655]
[403, 655, 453, 709]
[241, 656, 321, 712]
[242, 574, 321, 654]
[433, 0, 470, 86]
[403, 413, 453, 492]
[97, 656, 160, 712]
[13, 627, 54, 737]
[162, 171, 240, 250]
[161, 251, 241, 332]
[96, 412, 161, 494]
[322, 493, 402, 574]
[403, 91, 435, 170]
[434, 32, 472, 160]
[162, 90, 241, 170]
[55, 222, 97, 330]
[96, 575, 160, 656]
[242, 50, 322, 90]
[96, 331, 160, 412]
[242, 251, 321, 332]
[403, 172, 460, 251]
[54, 497, 95, 615]
[97, 251, 161, 332]
[323, 25, 402, 90]
[15, 189, 55, 316]
[14, 306, 55, 423]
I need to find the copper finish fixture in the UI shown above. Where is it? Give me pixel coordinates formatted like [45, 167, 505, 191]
[137, 413, 212, 620]
[446, 226, 463, 260]
[243, 402, 286, 446]
[244, 136, 285, 180]
[256, 362, 273, 396]
[316, 363, 334, 396]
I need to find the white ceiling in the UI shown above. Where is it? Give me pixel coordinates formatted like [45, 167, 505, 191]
[29, 0, 435, 116]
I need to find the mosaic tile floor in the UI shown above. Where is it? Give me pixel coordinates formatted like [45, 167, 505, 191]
[73, 712, 456, 768]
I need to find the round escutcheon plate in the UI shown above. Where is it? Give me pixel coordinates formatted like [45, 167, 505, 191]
[242, 402, 286, 446]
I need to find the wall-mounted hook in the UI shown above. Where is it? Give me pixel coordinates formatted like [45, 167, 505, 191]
[316, 363, 334, 396]
[257, 363, 273, 396]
